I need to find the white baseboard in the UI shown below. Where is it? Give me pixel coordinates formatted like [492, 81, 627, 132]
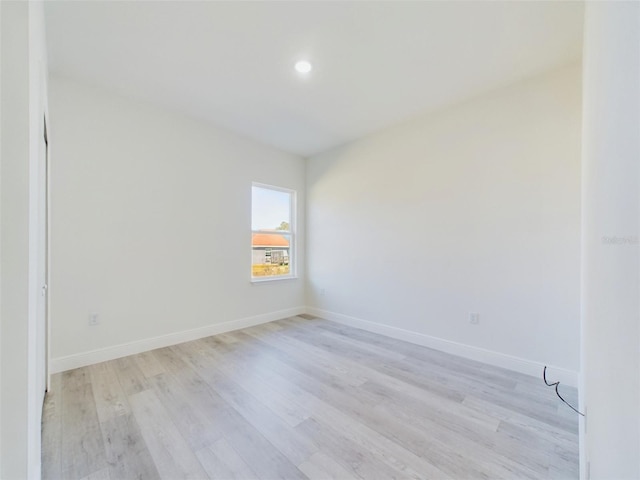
[306, 307, 578, 388]
[50, 306, 306, 373]
[50, 305, 578, 388]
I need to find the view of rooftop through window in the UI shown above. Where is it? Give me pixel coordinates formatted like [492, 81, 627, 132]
[251, 184, 294, 279]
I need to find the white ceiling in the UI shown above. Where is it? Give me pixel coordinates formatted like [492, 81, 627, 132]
[44, 1, 584, 157]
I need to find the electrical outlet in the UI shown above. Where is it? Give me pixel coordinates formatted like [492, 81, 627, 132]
[89, 313, 100, 326]
[469, 312, 480, 325]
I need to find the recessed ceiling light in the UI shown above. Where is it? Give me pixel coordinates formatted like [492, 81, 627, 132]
[294, 60, 312, 74]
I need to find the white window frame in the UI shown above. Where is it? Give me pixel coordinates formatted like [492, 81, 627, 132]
[251, 182, 297, 283]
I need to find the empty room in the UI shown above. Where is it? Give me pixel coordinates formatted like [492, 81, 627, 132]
[1, 1, 638, 479]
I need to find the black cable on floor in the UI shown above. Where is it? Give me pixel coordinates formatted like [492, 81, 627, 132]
[543, 366, 585, 417]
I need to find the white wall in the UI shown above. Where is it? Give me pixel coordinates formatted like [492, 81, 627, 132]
[49, 76, 305, 370]
[0, 4, 30, 477]
[28, 3, 50, 479]
[580, 2, 640, 478]
[1, 1, 49, 478]
[307, 65, 582, 382]
[1, 3, 4, 474]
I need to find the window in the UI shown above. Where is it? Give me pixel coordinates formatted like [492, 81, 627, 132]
[251, 183, 296, 281]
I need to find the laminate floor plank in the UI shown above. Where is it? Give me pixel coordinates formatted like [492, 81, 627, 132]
[221, 322, 576, 478]
[60, 368, 108, 479]
[206, 340, 434, 478]
[191, 361, 319, 465]
[99, 413, 160, 480]
[79, 467, 110, 480]
[184, 339, 313, 429]
[279, 321, 468, 403]
[297, 451, 359, 480]
[89, 361, 130, 423]
[365, 378, 550, 473]
[128, 389, 208, 479]
[296, 416, 418, 480]
[172, 341, 314, 476]
[229, 335, 529, 479]
[133, 350, 166, 379]
[461, 394, 579, 449]
[302, 315, 575, 399]
[150, 344, 240, 449]
[360, 378, 500, 433]
[215, 346, 452, 479]
[195, 438, 259, 480]
[548, 443, 580, 479]
[166, 356, 308, 480]
[210, 334, 385, 432]
[294, 325, 573, 433]
[112, 356, 150, 396]
[299, 317, 529, 390]
[42, 373, 63, 480]
[373, 401, 544, 480]
[318, 329, 409, 362]
[223, 422, 307, 480]
[228, 331, 382, 411]
[295, 319, 552, 415]
[247, 325, 502, 434]
[244, 324, 370, 387]
[149, 372, 224, 451]
[43, 316, 579, 479]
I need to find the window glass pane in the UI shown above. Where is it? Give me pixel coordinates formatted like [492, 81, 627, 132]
[252, 233, 291, 277]
[251, 184, 294, 279]
[251, 186, 291, 231]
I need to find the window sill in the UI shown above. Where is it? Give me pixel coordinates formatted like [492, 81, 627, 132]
[251, 275, 298, 284]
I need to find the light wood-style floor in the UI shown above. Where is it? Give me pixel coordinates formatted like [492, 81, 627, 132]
[42, 315, 579, 479]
